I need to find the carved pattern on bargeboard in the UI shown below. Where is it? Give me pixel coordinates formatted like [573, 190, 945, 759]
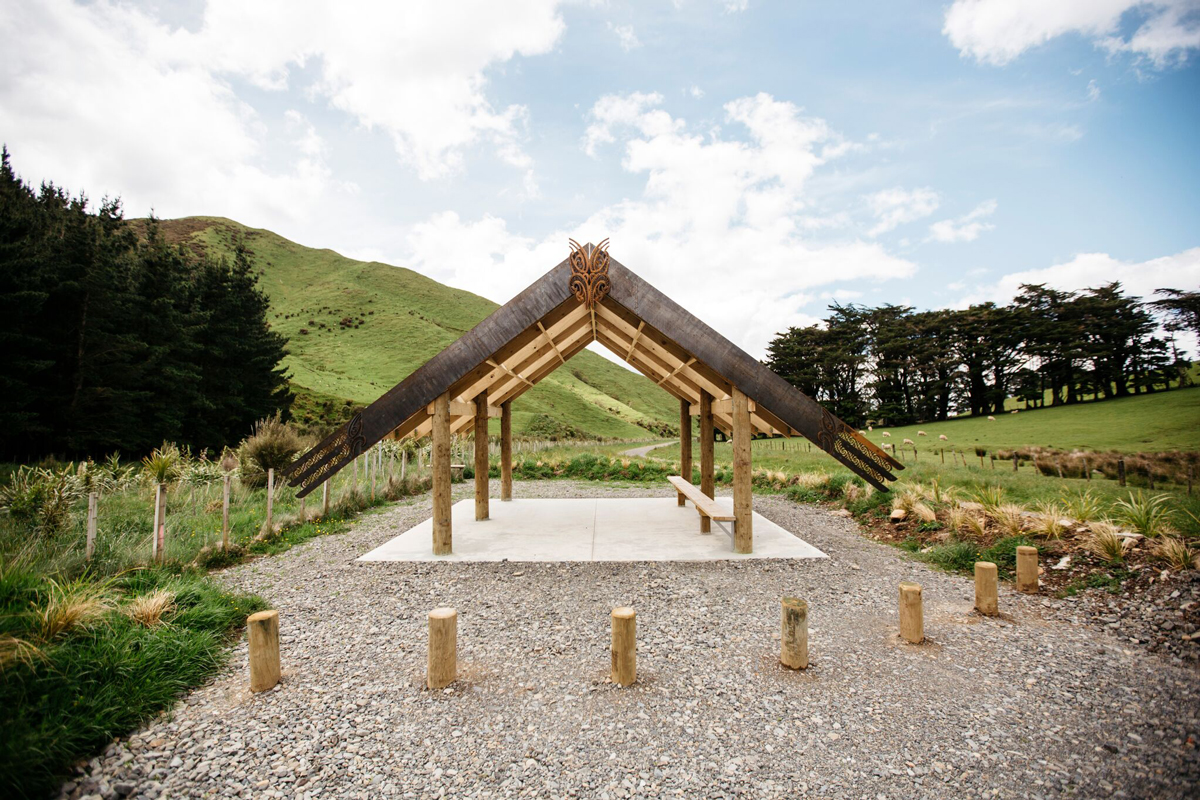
[816, 408, 891, 484]
[568, 238, 611, 309]
[296, 413, 366, 491]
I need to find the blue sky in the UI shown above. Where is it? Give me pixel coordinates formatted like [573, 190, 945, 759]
[2, 0, 1198, 358]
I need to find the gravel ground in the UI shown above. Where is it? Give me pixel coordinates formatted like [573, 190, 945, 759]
[60, 481, 1199, 799]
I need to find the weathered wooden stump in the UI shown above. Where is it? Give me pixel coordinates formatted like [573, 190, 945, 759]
[427, 607, 457, 690]
[974, 561, 999, 615]
[899, 582, 923, 644]
[1016, 546, 1039, 593]
[248, 610, 281, 692]
[780, 597, 809, 669]
[610, 607, 636, 686]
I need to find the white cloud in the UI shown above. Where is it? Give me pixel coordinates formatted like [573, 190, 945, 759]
[958, 247, 1200, 307]
[608, 22, 641, 51]
[944, 0, 1200, 67]
[865, 187, 940, 236]
[409, 92, 916, 357]
[928, 200, 997, 243]
[1086, 79, 1102, 101]
[689, 85, 706, 98]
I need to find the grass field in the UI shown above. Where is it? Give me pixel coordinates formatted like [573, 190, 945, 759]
[154, 217, 678, 439]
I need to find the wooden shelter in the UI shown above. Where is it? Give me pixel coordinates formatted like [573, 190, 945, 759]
[283, 241, 902, 555]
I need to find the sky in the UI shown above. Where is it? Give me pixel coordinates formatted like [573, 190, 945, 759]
[1, 0, 1199, 362]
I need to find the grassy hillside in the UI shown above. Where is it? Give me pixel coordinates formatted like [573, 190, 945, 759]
[864, 387, 1200, 453]
[153, 217, 678, 439]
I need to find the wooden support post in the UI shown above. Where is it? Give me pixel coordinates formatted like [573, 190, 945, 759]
[974, 561, 998, 616]
[610, 607, 636, 686]
[222, 475, 231, 551]
[731, 387, 753, 554]
[1016, 546, 1039, 593]
[474, 390, 489, 520]
[265, 468, 274, 535]
[899, 582, 923, 644]
[427, 607, 457, 690]
[248, 610, 281, 693]
[86, 492, 97, 561]
[500, 401, 513, 501]
[780, 597, 808, 669]
[1117, 458, 1126, 487]
[678, 397, 692, 506]
[321, 480, 329, 518]
[699, 390, 715, 534]
[432, 392, 452, 555]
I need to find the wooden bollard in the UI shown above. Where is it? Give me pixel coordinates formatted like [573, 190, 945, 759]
[780, 597, 808, 669]
[427, 607, 457, 690]
[248, 610, 281, 692]
[899, 582, 923, 644]
[974, 561, 998, 615]
[610, 607, 636, 686]
[1016, 546, 1039, 593]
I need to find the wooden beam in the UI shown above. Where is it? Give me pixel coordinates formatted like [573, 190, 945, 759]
[500, 400, 512, 502]
[427, 400, 501, 418]
[432, 392, 452, 555]
[690, 398, 757, 415]
[700, 390, 714, 534]
[625, 321, 645, 360]
[474, 390, 489, 521]
[538, 320, 566, 364]
[731, 387, 753, 554]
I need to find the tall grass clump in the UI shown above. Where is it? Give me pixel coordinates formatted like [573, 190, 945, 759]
[1154, 537, 1198, 571]
[1059, 488, 1106, 522]
[238, 414, 304, 488]
[1112, 491, 1174, 537]
[1085, 523, 1127, 563]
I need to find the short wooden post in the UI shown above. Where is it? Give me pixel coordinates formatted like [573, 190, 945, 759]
[427, 607, 457, 690]
[1016, 546, 1039, 593]
[940, 448, 944, 464]
[1013, 453, 1018, 472]
[222, 475, 231, 551]
[731, 387, 753, 554]
[265, 469, 274, 534]
[248, 610, 281, 693]
[401, 448, 408, 482]
[1083, 456, 1091, 481]
[85, 492, 98, 560]
[500, 401, 513, 501]
[321, 480, 330, 517]
[678, 397, 692, 506]
[474, 390, 489, 520]
[610, 607, 636, 686]
[974, 561, 998, 615]
[899, 582, 923, 644]
[780, 597, 808, 669]
[1117, 458, 1126, 487]
[699, 390, 715, 534]
[432, 392, 452, 554]
[371, 445, 377, 501]
[155, 483, 167, 563]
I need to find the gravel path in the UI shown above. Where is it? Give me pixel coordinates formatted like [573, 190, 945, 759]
[61, 481, 1199, 799]
[619, 442, 675, 458]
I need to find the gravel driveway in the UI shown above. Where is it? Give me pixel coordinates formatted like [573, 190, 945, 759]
[61, 481, 1199, 799]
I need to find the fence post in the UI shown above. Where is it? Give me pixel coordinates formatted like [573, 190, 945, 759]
[1117, 458, 1126, 487]
[266, 468, 274, 535]
[322, 480, 330, 517]
[222, 475, 231, 551]
[940, 448, 944, 464]
[1013, 453, 1018, 472]
[86, 492, 97, 560]
[401, 449, 407, 481]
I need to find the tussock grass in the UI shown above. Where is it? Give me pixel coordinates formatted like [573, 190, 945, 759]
[1059, 488, 1106, 522]
[1031, 502, 1068, 539]
[124, 589, 176, 627]
[35, 577, 114, 640]
[1086, 524, 1127, 563]
[1155, 537, 1198, 571]
[1113, 492, 1174, 537]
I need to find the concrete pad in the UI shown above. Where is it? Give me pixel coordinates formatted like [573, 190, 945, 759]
[358, 497, 826, 562]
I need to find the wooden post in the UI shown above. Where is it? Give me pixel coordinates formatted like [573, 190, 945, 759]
[678, 397, 692, 506]
[1013, 453, 1019, 472]
[401, 448, 408, 482]
[780, 597, 808, 669]
[432, 391, 452, 555]
[974, 561, 998, 616]
[155, 483, 167, 563]
[265, 468, 274, 535]
[321, 480, 330, 517]
[222, 475, 231, 551]
[353, 455, 358, 495]
[940, 448, 944, 464]
[427, 607, 457, 690]
[1117, 458, 1126, 487]
[1084, 456, 1091, 481]
[610, 607, 636, 686]
[151, 483, 161, 561]
[731, 387, 753, 554]
[299, 495, 307, 522]
[899, 582, 923, 644]
[248, 610, 281, 693]
[699, 390, 715, 534]
[1016, 546, 1039, 593]
[371, 445, 377, 501]
[474, 390, 489, 520]
[500, 401, 512, 501]
[85, 492, 97, 561]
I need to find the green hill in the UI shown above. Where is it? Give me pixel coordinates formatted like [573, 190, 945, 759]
[152, 217, 678, 439]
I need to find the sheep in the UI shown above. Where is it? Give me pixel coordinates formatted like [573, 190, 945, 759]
[868, 425, 873, 431]
[1011, 409, 1019, 414]
[987, 415, 995, 421]
[917, 431, 927, 436]
[938, 434, 948, 441]
[882, 432, 891, 438]
[903, 438, 914, 445]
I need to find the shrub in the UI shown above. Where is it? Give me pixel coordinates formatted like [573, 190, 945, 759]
[1059, 487, 1105, 522]
[0, 465, 83, 537]
[970, 485, 1005, 513]
[1031, 502, 1068, 539]
[1154, 537, 1198, 571]
[989, 504, 1028, 537]
[1085, 523, 1126, 563]
[1112, 491, 1174, 537]
[238, 414, 304, 488]
[141, 442, 182, 486]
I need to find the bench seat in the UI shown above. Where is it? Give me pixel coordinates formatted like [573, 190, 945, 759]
[667, 476, 734, 521]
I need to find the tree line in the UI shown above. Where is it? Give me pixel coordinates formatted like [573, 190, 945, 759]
[766, 282, 1199, 428]
[0, 149, 291, 461]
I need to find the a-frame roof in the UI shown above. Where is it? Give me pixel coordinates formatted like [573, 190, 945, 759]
[283, 244, 903, 496]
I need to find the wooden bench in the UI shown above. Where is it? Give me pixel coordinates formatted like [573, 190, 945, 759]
[451, 464, 465, 481]
[668, 476, 736, 540]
